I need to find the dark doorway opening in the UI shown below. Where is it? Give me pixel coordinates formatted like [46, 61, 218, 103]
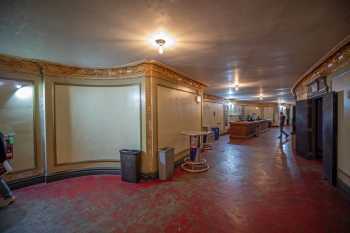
[296, 92, 337, 186]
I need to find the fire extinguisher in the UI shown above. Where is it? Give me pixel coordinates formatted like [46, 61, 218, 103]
[5, 133, 15, 160]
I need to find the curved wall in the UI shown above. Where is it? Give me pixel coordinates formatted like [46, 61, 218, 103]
[292, 38, 350, 191]
[45, 76, 145, 175]
[0, 54, 206, 182]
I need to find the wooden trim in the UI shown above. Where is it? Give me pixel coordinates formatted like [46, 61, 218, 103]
[292, 36, 350, 97]
[157, 83, 198, 95]
[0, 54, 206, 89]
[146, 61, 207, 89]
[203, 94, 224, 103]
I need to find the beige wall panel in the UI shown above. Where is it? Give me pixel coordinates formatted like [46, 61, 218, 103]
[55, 84, 141, 164]
[157, 85, 201, 154]
[203, 101, 224, 132]
[0, 80, 35, 172]
[203, 101, 210, 127]
[263, 107, 274, 121]
[216, 103, 224, 132]
[332, 69, 350, 186]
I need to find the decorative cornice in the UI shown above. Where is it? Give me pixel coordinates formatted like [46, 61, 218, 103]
[0, 54, 206, 90]
[145, 60, 207, 90]
[292, 35, 350, 97]
[0, 54, 40, 75]
[232, 100, 279, 107]
[41, 62, 146, 79]
[203, 94, 224, 102]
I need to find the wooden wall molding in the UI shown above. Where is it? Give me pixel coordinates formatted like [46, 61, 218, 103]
[204, 94, 224, 103]
[0, 54, 40, 75]
[292, 36, 350, 100]
[0, 54, 206, 91]
[146, 61, 206, 91]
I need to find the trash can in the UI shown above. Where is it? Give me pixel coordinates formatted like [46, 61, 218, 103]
[158, 147, 174, 180]
[211, 127, 220, 140]
[120, 149, 141, 183]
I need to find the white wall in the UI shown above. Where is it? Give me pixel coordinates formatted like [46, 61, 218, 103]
[55, 84, 141, 164]
[245, 106, 262, 118]
[332, 67, 350, 187]
[157, 86, 201, 154]
[263, 107, 274, 121]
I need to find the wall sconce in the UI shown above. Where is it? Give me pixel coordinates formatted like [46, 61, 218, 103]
[15, 86, 33, 99]
[195, 95, 202, 103]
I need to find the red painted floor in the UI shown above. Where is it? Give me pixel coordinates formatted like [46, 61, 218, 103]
[1, 128, 350, 233]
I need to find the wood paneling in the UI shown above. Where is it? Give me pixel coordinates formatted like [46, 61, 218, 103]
[322, 92, 337, 185]
[296, 100, 310, 158]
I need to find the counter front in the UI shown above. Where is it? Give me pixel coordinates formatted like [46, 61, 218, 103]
[229, 120, 271, 139]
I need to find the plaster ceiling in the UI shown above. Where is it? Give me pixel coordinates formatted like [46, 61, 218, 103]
[0, 0, 350, 102]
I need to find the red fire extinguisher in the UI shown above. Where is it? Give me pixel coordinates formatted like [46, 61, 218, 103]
[4, 133, 15, 160]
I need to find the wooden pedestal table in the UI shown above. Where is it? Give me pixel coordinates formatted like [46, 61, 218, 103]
[181, 131, 210, 173]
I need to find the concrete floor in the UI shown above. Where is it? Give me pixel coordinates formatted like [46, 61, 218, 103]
[1, 128, 350, 233]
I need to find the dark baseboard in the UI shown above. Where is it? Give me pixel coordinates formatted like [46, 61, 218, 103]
[7, 168, 120, 189]
[175, 157, 185, 167]
[337, 178, 350, 201]
[140, 172, 158, 180]
[46, 168, 120, 183]
[8, 175, 45, 190]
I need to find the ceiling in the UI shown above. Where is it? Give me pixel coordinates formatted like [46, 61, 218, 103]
[0, 0, 349, 102]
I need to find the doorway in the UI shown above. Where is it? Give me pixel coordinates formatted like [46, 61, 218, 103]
[296, 92, 337, 185]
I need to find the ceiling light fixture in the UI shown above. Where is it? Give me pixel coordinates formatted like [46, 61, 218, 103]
[148, 30, 175, 54]
[234, 83, 239, 91]
[156, 38, 166, 54]
[259, 94, 263, 100]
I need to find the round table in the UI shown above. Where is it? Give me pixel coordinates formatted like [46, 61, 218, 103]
[180, 131, 210, 173]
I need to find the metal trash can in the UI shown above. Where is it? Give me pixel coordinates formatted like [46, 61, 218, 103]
[120, 149, 141, 183]
[158, 147, 174, 180]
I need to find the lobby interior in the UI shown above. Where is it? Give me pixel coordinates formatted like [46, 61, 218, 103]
[0, 1, 350, 232]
